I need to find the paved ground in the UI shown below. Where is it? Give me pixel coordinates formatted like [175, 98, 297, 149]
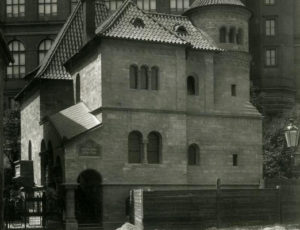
[210, 225, 300, 230]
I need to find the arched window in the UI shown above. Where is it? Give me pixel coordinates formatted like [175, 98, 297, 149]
[128, 131, 143, 163]
[147, 132, 161, 164]
[76, 74, 81, 103]
[151, 66, 159, 90]
[229, 27, 236, 43]
[220, 27, 227, 43]
[188, 144, 200, 165]
[187, 76, 197, 95]
[236, 28, 243, 45]
[38, 39, 53, 64]
[129, 65, 138, 89]
[7, 40, 25, 79]
[140, 65, 149, 90]
[28, 141, 32, 161]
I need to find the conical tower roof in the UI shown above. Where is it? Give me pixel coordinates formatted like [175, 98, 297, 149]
[190, 0, 245, 8]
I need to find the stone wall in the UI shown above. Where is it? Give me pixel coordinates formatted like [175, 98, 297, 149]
[20, 90, 43, 185]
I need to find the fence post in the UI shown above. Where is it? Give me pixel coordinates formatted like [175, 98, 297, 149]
[276, 185, 282, 224]
[216, 178, 221, 228]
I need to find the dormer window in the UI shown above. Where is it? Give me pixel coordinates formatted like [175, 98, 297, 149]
[131, 18, 145, 28]
[174, 24, 188, 35]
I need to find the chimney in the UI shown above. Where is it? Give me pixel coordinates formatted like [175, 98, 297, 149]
[81, 0, 96, 44]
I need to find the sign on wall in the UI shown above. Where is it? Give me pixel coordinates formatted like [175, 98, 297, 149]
[78, 139, 101, 157]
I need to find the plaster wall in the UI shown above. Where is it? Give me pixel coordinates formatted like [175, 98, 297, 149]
[20, 91, 43, 185]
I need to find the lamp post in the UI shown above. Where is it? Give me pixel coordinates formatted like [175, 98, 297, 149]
[284, 118, 300, 177]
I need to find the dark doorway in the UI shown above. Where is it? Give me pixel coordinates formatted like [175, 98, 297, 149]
[75, 170, 102, 225]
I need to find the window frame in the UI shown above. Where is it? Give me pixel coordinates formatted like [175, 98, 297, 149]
[265, 47, 277, 67]
[233, 154, 238, 166]
[137, 0, 156, 11]
[231, 84, 237, 97]
[187, 144, 200, 166]
[6, 0, 25, 18]
[147, 132, 162, 164]
[170, 0, 190, 12]
[187, 75, 198, 96]
[104, 0, 124, 10]
[7, 40, 26, 79]
[219, 27, 227, 43]
[265, 18, 276, 36]
[38, 39, 53, 64]
[128, 131, 143, 164]
[38, 0, 58, 17]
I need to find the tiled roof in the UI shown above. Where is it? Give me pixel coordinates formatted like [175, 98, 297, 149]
[189, 0, 245, 8]
[49, 102, 101, 140]
[36, 0, 109, 80]
[96, 0, 188, 46]
[150, 13, 220, 51]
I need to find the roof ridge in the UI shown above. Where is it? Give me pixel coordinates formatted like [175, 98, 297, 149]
[35, 1, 83, 79]
[148, 12, 188, 18]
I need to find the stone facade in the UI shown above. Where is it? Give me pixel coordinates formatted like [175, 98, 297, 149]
[18, 1, 263, 229]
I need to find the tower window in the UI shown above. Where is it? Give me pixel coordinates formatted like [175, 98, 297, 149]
[140, 65, 149, 90]
[265, 48, 277, 66]
[236, 28, 243, 44]
[229, 27, 236, 43]
[130, 65, 138, 89]
[220, 27, 227, 43]
[38, 0, 58, 16]
[6, 0, 25, 18]
[137, 0, 156, 11]
[187, 76, 197, 96]
[188, 144, 200, 165]
[265, 19, 276, 36]
[151, 66, 159, 90]
[7, 40, 26, 79]
[233, 154, 238, 166]
[170, 0, 190, 12]
[231, 84, 236, 96]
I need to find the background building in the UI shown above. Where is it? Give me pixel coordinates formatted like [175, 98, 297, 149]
[246, 0, 300, 115]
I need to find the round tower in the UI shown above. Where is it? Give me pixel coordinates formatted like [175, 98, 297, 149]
[185, 0, 254, 112]
[184, 0, 251, 53]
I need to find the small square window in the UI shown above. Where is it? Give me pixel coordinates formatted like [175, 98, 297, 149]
[233, 154, 238, 166]
[231, 84, 236, 97]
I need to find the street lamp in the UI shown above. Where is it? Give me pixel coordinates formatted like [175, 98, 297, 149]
[284, 119, 300, 148]
[284, 118, 300, 177]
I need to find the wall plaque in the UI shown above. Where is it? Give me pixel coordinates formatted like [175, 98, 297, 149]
[78, 140, 101, 157]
